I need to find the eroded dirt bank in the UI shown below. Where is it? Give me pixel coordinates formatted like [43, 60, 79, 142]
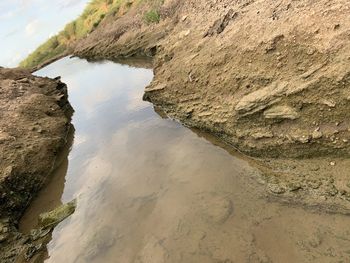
[0, 67, 72, 262]
[72, 0, 350, 158]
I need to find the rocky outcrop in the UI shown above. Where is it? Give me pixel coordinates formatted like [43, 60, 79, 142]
[71, 0, 350, 158]
[0, 68, 72, 221]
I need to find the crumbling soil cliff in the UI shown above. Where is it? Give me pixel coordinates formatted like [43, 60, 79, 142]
[0, 67, 72, 261]
[72, 0, 350, 158]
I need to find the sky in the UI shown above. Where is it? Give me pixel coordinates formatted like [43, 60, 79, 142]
[0, 0, 89, 67]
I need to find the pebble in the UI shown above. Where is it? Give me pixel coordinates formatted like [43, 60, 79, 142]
[312, 130, 323, 139]
[308, 180, 321, 190]
[288, 182, 302, 191]
[268, 184, 286, 194]
[310, 165, 320, 171]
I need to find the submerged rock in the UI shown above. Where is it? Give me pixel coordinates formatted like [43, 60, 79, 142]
[38, 199, 77, 229]
[25, 243, 44, 260]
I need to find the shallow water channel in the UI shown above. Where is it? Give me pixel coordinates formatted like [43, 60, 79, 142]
[20, 57, 350, 263]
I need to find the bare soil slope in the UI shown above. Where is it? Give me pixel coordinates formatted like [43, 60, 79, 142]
[73, 0, 350, 158]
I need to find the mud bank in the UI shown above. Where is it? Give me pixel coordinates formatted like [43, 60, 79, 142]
[15, 57, 350, 263]
[0, 68, 72, 262]
[71, 0, 350, 158]
[68, 0, 350, 220]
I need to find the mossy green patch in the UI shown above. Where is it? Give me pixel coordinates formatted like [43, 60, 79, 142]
[144, 9, 160, 23]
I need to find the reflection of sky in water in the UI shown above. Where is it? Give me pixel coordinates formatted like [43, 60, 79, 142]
[35, 57, 161, 262]
[36, 57, 155, 202]
[36, 57, 206, 262]
[35, 57, 281, 263]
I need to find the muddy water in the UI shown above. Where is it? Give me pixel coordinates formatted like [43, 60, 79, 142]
[20, 57, 350, 263]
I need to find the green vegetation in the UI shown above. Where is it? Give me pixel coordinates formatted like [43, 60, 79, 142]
[20, 0, 128, 68]
[144, 9, 160, 24]
[20, 0, 164, 68]
[21, 36, 67, 68]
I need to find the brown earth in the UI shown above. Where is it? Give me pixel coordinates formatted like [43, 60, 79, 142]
[0, 68, 72, 262]
[72, 0, 350, 158]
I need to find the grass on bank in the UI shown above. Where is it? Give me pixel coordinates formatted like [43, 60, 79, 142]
[20, 0, 164, 69]
[144, 9, 160, 23]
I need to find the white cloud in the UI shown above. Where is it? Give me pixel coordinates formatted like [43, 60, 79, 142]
[25, 19, 40, 36]
[0, 10, 15, 20]
[60, 0, 83, 8]
[4, 27, 21, 38]
[6, 52, 23, 67]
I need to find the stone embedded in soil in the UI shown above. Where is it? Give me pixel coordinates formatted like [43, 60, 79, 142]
[0, 234, 9, 243]
[251, 130, 274, 140]
[263, 105, 300, 120]
[312, 130, 323, 140]
[234, 81, 288, 117]
[287, 182, 302, 192]
[30, 228, 51, 241]
[268, 184, 286, 194]
[25, 243, 44, 260]
[307, 180, 322, 190]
